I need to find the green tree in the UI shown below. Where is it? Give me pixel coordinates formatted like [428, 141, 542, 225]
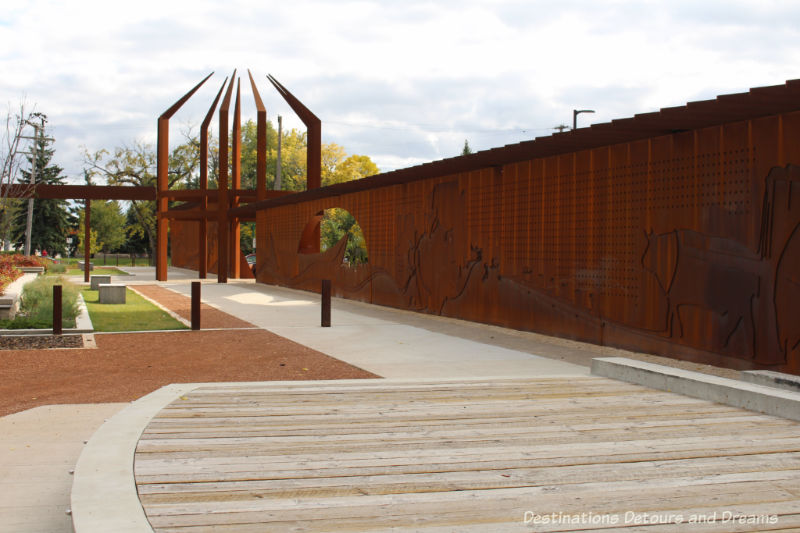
[84, 139, 194, 258]
[461, 139, 473, 155]
[321, 208, 368, 265]
[12, 124, 73, 255]
[121, 205, 148, 254]
[75, 200, 126, 253]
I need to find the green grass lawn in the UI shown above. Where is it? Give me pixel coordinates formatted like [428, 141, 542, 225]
[62, 266, 131, 276]
[59, 256, 162, 267]
[81, 288, 188, 332]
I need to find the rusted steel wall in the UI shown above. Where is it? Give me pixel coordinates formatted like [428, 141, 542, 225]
[171, 219, 254, 279]
[255, 111, 800, 374]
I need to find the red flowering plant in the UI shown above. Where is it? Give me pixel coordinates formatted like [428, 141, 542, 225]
[0, 255, 48, 295]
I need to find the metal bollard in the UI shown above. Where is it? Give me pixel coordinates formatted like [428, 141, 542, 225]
[191, 281, 201, 330]
[321, 279, 331, 327]
[53, 284, 62, 335]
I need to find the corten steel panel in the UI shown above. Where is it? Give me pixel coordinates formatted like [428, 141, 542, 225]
[247, 108, 800, 375]
[171, 217, 254, 279]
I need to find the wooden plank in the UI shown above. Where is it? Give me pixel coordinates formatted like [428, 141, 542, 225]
[142, 482, 799, 528]
[133, 378, 800, 532]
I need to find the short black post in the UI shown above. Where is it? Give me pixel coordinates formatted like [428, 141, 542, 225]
[191, 281, 201, 330]
[321, 279, 331, 327]
[53, 284, 62, 335]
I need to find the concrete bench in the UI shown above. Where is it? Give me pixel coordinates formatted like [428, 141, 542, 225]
[78, 261, 94, 271]
[19, 266, 45, 274]
[0, 297, 16, 319]
[98, 284, 126, 304]
[90, 275, 112, 290]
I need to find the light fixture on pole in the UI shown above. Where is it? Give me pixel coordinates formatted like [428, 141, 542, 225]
[573, 109, 595, 130]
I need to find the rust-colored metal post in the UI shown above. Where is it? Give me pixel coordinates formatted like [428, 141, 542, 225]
[248, 70, 267, 281]
[266, 75, 321, 190]
[230, 80, 242, 279]
[217, 70, 236, 284]
[52, 284, 62, 335]
[156, 73, 213, 281]
[267, 74, 322, 253]
[200, 78, 228, 279]
[321, 279, 331, 327]
[156, 116, 170, 281]
[191, 281, 201, 330]
[84, 199, 90, 283]
[248, 70, 268, 202]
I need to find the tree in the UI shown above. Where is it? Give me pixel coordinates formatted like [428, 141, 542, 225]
[461, 139, 473, 156]
[321, 208, 368, 265]
[12, 120, 73, 255]
[123, 205, 149, 254]
[75, 200, 126, 253]
[84, 140, 179, 258]
[321, 148, 379, 187]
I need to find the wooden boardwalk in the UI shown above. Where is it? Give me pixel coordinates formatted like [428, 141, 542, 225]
[134, 378, 800, 532]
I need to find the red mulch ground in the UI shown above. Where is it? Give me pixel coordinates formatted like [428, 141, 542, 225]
[132, 285, 255, 329]
[0, 287, 378, 417]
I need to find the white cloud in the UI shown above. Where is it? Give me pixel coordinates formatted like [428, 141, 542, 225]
[1, 0, 799, 180]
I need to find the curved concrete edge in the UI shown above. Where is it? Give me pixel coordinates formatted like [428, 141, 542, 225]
[70, 383, 198, 533]
[592, 357, 800, 422]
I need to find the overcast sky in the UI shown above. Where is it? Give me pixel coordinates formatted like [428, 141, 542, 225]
[2, 0, 799, 182]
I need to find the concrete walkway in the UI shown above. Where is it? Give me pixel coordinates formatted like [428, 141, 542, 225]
[0, 403, 125, 533]
[162, 278, 589, 379]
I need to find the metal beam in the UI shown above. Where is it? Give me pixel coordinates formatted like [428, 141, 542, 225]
[0, 184, 156, 200]
[217, 70, 236, 284]
[267, 74, 321, 190]
[156, 72, 213, 281]
[198, 77, 228, 279]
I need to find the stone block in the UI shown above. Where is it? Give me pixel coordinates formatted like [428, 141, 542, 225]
[98, 284, 126, 304]
[90, 275, 111, 290]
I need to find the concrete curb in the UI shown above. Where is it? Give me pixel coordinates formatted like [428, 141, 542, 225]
[741, 370, 800, 393]
[591, 357, 800, 422]
[70, 383, 197, 533]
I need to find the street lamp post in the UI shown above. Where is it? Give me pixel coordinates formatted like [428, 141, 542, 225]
[573, 109, 595, 130]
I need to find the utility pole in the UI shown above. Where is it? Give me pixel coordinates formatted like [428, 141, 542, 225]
[24, 120, 39, 255]
[17, 114, 51, 255]
[274, 115, 282, 190]
[553, 124, 570, 133]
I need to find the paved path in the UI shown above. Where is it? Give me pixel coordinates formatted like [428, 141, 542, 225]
[0, 403, 125, 533]
[162, 278, 589, 379]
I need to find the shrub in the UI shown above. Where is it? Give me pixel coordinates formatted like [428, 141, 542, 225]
[47, 262, 67, 274]
[0, 258, 22, 296]
[12, 276, 80, 328]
